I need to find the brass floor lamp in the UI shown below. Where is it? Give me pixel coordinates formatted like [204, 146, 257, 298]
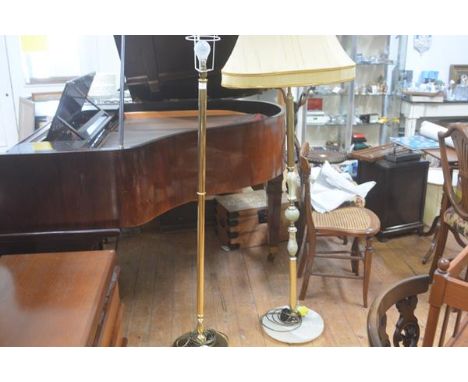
[173, 35, 228, 347]
[222, 36, 355, 344]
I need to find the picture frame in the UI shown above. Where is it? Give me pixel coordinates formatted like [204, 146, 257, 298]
[449, 64, 468, 84]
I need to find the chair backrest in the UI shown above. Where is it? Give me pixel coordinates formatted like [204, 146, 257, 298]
[439, 123, 468, 219]
[423, 245, 468, 346]
[367, 275, 431, 346]
[298, 142, 316, 232]
[299, 142, 310, 177]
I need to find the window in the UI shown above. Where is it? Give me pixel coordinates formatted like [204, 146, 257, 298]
[19, 35, 120, 85]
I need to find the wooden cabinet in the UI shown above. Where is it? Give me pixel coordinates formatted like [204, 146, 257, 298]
[0, 250, 126, 346]
[357, 158, 429, 239]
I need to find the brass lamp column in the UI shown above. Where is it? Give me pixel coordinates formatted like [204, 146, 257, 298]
[173, 35, 228, 347]
[222, 35, 356, 344]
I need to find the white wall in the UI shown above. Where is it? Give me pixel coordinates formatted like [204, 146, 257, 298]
[404, 35, 468, 84]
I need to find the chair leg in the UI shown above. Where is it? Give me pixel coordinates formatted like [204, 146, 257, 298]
[299, 234, 317, 301]
[351, 237, 360, 275]
[429, 221, 449, 277]
[423, 304, 442, 346]
[421, 222, 439, 265]
[438, 305, 451, 346]
[297, 227, 308, 278]
[362, 237, 373, 308]
[452, 229, 467, 248]
[299, 257, 312, 301]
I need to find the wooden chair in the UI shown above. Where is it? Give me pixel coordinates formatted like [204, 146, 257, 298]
[430, 123, 468, 275]
[423, 247, 468, 346]
[297, 143, 380, 308]
[367, 246, 468, 347]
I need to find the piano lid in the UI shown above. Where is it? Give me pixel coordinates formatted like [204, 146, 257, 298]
[114, 35, 259, 102]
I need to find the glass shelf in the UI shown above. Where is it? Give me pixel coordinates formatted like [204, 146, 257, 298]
[310, 93, 391, 97]
[355, 93, 390, 96]
[307, 122, 383, 127]
[356, 62, 395, 66]
[309, 93, 345, 97]
[302, 35, 403, 150]
[353, 123, 383, 127]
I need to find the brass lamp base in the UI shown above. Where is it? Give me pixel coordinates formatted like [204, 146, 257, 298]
[261, 306, 324, 344]
[173, 329, 229, 347]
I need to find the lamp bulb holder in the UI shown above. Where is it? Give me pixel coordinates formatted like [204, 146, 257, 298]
[186, 35, 220, 73]
[194, 40, 211, 62]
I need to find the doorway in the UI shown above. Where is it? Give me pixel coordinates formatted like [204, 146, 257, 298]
[0, 36, 18, 152]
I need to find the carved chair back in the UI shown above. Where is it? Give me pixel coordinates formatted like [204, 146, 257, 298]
[439, 123, 468, 217]
[297, 142, 315, 257]
[367, 275, 431, 346]
[368, 246, 468, 347]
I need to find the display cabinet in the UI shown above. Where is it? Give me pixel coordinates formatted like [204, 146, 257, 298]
[302, 35, 405, 151]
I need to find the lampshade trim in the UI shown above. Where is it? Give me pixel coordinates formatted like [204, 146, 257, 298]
[222, 64, 355, 78]
[222, 66, 356, 89]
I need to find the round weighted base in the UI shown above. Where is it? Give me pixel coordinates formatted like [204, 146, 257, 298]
[173, 329, 229, 347]
[261, 306, 324, 344]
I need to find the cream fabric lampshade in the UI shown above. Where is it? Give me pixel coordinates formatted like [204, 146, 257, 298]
[221, 35, 355, 89]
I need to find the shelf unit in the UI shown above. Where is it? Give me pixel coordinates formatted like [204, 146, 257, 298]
[302, 35, 405, 151]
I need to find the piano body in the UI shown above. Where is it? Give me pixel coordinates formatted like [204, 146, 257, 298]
[0, 36, 285, 253]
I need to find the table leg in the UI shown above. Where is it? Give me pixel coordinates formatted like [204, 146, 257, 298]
[452, 230, 467, 248]
[421, 215, 440, 237]
[422, 222, 440, 264]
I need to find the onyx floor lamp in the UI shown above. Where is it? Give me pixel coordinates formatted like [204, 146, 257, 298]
[222, 36, 355, 344]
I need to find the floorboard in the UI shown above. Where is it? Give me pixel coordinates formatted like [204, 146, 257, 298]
[116, 225, 459, 347]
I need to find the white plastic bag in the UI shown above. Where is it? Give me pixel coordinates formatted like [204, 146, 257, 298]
[311, 161, 376, 213]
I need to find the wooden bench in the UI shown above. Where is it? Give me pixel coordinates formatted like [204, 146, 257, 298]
[0, 250, 125, 346]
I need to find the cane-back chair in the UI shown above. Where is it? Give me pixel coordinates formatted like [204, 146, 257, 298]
[297, 143, 380, 307]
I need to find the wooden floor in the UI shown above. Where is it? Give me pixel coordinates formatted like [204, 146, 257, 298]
[117, 224, 460, 346]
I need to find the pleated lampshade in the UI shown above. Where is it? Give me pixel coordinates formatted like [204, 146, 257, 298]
[221, 35, 355, 89]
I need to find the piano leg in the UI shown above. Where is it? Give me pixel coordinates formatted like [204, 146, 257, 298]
[266, 174, 283, 261]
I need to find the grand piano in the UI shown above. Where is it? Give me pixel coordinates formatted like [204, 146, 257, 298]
[0, 36, 285, 254]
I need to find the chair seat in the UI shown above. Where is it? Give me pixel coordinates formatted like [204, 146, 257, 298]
[313, 206, 380, 236]
[444, 207, 468, 238]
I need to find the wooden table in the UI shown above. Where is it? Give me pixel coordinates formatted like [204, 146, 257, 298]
[0, 250, 125, 346]
[423, 147, 458, 165]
